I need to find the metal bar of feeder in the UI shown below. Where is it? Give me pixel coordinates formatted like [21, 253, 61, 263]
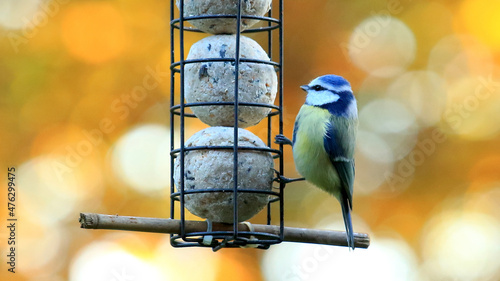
[169, 0, 176, 227]
[178, 0, 187, 240]
[278, 0, 285, 242]
[232, 0, 243, 242]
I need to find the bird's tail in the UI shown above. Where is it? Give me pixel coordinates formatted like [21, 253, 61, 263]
[340, 194, 355, 250]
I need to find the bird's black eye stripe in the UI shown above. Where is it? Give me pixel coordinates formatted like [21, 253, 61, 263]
[312, 85, 324, 91]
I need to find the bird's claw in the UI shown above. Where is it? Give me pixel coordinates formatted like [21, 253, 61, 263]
[273, 169, 305, 184]
[274, 134, 293, 146]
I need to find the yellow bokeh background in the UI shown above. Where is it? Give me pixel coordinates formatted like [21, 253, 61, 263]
[1, 0, 500, 280]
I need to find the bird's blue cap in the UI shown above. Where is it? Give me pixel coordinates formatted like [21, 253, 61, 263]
[316, 74, 351, 88]
[301, 75, 352, 92]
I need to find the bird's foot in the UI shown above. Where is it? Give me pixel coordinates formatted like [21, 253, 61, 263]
[273, 169, 305, 184]
[274, 134, 293, 146]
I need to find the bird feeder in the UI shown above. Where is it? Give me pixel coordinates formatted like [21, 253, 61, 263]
[170, 0, 284, 250]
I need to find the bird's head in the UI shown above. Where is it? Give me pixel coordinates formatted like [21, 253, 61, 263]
[301, 74, 357, 118]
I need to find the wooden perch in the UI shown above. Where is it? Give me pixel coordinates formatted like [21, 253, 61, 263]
[79, 213, 370, 249]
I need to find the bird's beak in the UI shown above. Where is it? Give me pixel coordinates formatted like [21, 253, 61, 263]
[300, 85, 309, 92]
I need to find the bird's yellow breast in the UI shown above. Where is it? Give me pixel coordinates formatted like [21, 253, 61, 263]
[293, 105, 340, 196]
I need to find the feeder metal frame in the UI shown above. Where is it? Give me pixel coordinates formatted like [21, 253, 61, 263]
[169, 0, 285, 250]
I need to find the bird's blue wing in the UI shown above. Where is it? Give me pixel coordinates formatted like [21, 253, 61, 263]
[323, 120, 356, 205]
[324, 119, 356, 249]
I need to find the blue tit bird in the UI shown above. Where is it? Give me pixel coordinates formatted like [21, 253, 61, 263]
[277, 74, 358, 249]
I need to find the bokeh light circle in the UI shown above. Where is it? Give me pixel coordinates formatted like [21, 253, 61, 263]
[262, 235, 420, 281]
[348, 16, 416, 77]
[441, 76, 500, 140]
[421, 211, 500, 281]
[428, 35, 494, 84]
[360, 98, 416, 134]
[358, 98, 418, 163]
[70, 242, 166, 281]
[0, 0, 41, 30]
[17, 155, 100, 223]
[18, 217, 67, 275]
[61, 2, 128, 64]
[354, 151, 396, 195]
[357, 130, 394, 164]
[387, 71, 447, 127]
[111, 124, 170, 194]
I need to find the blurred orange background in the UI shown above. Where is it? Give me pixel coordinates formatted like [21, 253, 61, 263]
[1, 0, 500, 280]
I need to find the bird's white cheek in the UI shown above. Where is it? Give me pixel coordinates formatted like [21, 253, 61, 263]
[305, 91, 339, 106]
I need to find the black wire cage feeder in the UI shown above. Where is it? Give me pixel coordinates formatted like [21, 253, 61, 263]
[169, 0, 285, 250]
